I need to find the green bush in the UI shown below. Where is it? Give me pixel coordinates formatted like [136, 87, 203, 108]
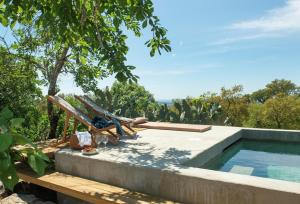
[0, 107, 49, 191]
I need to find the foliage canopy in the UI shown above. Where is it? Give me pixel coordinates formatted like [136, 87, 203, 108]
[1, 0, 171, 85]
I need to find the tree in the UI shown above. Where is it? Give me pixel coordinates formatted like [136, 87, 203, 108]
[266, 79, 299, 96]
[244, 95, 300, 129]
[1, 0, 171, 138]
[94, 82, 158, 120]
[243, 103, 264, 128]
[261, 95, 300, 129]
[251, 79, 299, 103]
[217, 85, 249, 126]
[0, 45, 42, 128]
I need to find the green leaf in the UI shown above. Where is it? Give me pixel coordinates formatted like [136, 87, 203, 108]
[17, 6, 23, 14]
[115, 72, 126, 82]
[0, 107, 13, 126]
[78, 40, 88, 47]
[36, 150, 50, 162]
[0, 133, 13, 152]
[165, 45, 171, 52]
[142, 20, 147, 28]
[82, 47, 88, 55]
[0, 165, 19, 191]
[150, 49, 155, 57]
[0, 15, 8, 27]
[11, 43, 18, 49]
[0, 152, 11, 172]
[12, 133, 35, 147]
[80, 56, 87, 65]
[10, 20, 17, 29]
[10, 118, 24, 129]
[28, 153, 48, 176]
[149, 19, 154, 26]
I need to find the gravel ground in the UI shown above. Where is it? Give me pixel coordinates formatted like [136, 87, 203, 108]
[0, 194, 56, 204]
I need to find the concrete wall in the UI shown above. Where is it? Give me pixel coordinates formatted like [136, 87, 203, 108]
[160, 169, 300, 204]
[56, 151, 300, 204]
[55, 153, 166, 198]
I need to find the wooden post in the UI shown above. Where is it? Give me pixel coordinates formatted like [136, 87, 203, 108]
[107, 130, 119, 139]
[72, 119, 79, 134]
[63, 112, 71, 141]
[124, 124, 135, 133]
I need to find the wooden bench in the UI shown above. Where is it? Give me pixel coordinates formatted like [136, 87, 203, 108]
[134, 122, 211, 132]
[17, 167, 177, 204]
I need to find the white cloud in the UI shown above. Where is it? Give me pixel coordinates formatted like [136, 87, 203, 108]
[231, 0, 300, 32]
[213, 0, 300, 45]
[211, 33, 271, 45]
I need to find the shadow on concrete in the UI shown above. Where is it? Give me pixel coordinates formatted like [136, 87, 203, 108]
[108, 141, 192, 170]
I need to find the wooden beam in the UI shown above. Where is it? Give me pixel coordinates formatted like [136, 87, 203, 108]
[72, 119, 79, 134]
[134, 122, 212, 133]
[122, 123, 136, 134]
[106, 129, 119, 139]
[17, 167, 177, 204]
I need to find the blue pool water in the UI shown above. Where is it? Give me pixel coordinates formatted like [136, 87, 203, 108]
[197, 139, 300, 183]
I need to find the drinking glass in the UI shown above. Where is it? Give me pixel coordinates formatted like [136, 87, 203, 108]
[96, 136, 103, 150]
[102, 135, 108, 149]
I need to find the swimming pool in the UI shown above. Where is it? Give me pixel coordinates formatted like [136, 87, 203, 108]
[192, 139, 300, 183]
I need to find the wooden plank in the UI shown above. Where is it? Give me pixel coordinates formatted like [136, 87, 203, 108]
[73, 119, 79, 134]
[17, 168, 177, 204]
[134, 122, 212, 132]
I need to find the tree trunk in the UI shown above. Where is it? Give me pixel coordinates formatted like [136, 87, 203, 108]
[47, 47, 69, 139]
[47, 80, 61, 139]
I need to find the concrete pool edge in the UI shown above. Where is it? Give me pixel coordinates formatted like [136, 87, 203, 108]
[55, 126, 300, 204]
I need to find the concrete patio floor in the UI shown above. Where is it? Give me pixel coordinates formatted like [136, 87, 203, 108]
[57, 126, 241, 170]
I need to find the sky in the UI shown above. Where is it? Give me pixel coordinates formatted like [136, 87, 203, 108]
[3, 0, 300, 99]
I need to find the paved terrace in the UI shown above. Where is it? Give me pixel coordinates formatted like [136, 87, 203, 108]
[57, 126, 241, 170]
